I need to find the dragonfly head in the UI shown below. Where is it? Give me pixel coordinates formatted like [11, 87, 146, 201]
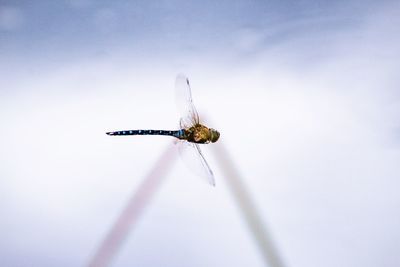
[209, 128, 220, 143]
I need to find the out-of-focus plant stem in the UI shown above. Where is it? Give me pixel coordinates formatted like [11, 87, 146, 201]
[212, 141, 286, 267]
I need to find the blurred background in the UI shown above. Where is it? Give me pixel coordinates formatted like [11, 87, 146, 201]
[1, 0, 400, 266]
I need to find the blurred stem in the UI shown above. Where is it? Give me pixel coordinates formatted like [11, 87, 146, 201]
[88, 143, 177, 267]
[88, 139, 285, 267]
[212, 141, 286, 267]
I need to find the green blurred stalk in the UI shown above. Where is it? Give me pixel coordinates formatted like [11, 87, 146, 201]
[212, 141, 286, 267]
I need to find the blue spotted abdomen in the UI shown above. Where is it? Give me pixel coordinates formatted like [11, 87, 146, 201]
[106, 129, 185, 139]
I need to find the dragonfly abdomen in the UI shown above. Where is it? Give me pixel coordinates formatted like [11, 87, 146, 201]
[106, 129, 184, 138]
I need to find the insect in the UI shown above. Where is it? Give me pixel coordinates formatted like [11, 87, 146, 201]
[106, 74, 220, 186]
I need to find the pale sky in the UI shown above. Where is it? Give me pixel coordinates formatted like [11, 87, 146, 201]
[1, 1, 400, 267]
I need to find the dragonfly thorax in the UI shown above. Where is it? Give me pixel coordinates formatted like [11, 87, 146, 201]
[183, 124, 220, 144]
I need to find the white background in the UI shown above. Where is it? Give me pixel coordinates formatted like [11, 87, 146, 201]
[1, 1, 400, 266]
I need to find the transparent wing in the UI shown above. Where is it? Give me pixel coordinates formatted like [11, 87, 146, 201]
[175, 74, 200, 128]
[194, 144, 216, 186]
[176, 140, 216, 186]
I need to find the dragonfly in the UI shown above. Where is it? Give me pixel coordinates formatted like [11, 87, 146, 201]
[106, 74, 220, 186]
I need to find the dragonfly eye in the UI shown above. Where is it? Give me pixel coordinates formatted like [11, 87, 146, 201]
[210, 129, 220, 143]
